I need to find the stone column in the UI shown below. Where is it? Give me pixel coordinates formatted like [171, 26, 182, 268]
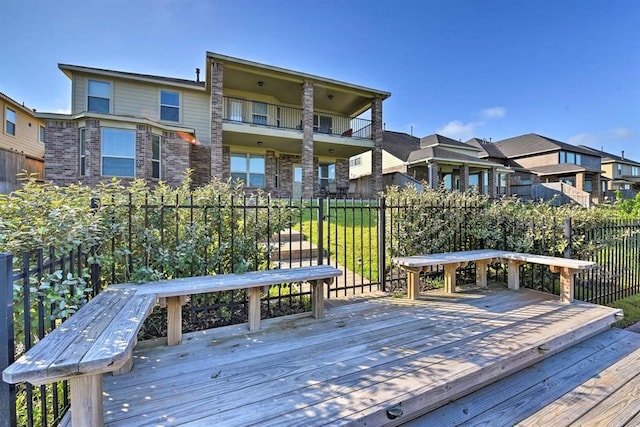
[459, 164, 469, 192]
[591, 174, 601, 204]
[371, 97, 383, 195]
[488, 168, 497, 198]
[428, 162, 440, 189]
[575, 172, 585, 191]
[210, 61, 224, 180]
[136, 124, 152, 180]
[335, 159, 349, 190]
[301, 81, 314, 198]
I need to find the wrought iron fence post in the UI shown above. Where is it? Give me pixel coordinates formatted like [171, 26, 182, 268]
[317, 198, 324, 265]
[0, 252, 16, 427]
[378, 197, 386, 291]
[564, 217, 572, 259]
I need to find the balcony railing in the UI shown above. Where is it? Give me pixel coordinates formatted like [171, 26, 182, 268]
[222, 96, 372, 139]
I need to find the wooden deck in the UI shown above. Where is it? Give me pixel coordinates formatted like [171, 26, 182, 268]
[101, 287, 625, 426]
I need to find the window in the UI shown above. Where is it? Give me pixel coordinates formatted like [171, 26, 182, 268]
[79, 128, 86, 176]
[318, 163, 336, 190]
[230, 153, 265, 187]
[101, 128, 135, 177]
[313, 114, 332, 134]
[632, 166, 639, 177]
[618, 164, 623, 176]
[39, 125, 45, 143]
[152, 135, 161, 179]
[252, 102, 268, 125]
[5, 107, 16, 135]
[160, 90, 180, 122]
[498, 173, 508, 195]
[349, 156, 361, 167]
[87, 80, 111, 113]
[559, 151, 581, 165]
[228, 98, 243, 122]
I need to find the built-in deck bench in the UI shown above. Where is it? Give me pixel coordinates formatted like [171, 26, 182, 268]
[2, 265, 342, 427]
[393, 249, 596, 303]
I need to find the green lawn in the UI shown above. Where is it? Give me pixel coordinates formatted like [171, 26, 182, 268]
[608, 293, 640, 328]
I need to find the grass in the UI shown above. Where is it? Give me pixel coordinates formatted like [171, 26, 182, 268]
[607, 293, 640, 328]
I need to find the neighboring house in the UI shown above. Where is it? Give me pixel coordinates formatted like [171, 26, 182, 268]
[0, 92, 45, 193]
[579, 145, 640, 199]
[483, 133, 604, 205]
[350, 131, 511, 197]
[40, 52, 390, 198]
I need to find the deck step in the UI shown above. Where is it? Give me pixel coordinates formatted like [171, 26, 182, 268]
[271, 240, 318, 261]
[406, 327, 640, 426]
[272, 228, 305, 242]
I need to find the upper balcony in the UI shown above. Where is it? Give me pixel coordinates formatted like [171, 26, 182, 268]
[222, 96, 372, 139]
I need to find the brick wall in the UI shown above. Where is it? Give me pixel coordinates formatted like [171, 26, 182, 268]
[265, 150, 277, 194]
[162, 131, 190, 187]
[44, 119, 79, 186]
[222, 146, 230, 181]
[335, 159, 349, 189]
[210, 62, 224, 179]
[459, 164, 469, 192]
[301, 82, 314, 198]
[190, 144, 211, 187]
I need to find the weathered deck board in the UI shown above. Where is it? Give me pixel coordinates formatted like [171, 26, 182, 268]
[102, 288, 622, 426]
[407, 328, 640, 426]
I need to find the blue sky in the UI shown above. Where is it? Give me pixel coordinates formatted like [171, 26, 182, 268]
[1, 0, 639, 159]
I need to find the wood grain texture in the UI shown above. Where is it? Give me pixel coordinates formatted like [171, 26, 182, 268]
[70, 374, 104, 427]
[166, 296, 182, 346]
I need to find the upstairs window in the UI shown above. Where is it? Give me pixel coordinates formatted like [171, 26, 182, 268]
[87, 80, 111, 113]
[160, 90, 180, 122]
[633, 166, 639, 177]
[5, 107, 16, 135]
[152, 135, 161, 179]
[230, 153, 265, 187]
[349, 156, 361, 167]
[102, 128, 135, 177]
[39, 125, 45, 143]
[559, 151, 581, 165]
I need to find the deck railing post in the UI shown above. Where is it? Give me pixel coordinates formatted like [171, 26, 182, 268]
[564, 217, 572, 259]
[0, 252, 16, 427]
[317, 198, 324, 266]
[378, 197, 386, 291]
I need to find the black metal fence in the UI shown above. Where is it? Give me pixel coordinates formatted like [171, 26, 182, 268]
[2, 196, 640, 426]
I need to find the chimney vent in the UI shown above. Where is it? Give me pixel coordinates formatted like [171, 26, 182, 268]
[622, 150, 625, 160]
[195, 68, 201, 83]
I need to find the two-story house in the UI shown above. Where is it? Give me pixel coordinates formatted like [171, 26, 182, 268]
[349, 131, 511, 197]
[485, 133, 603, 205]
[579, 146, 640, 199]
[40, 52, 390, 198]
[0, 92, 45, 193]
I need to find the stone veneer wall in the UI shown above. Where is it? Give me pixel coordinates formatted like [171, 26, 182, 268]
[371, 97, 383, 194]
[301, 82, 314, 198]
[210, 62, 224, 179]
[335, 159, 349, 190]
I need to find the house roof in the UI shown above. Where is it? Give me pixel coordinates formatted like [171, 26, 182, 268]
[527, 163, 603, 176]
[420, 134, 480, 151]
[578, 145, 640, 166]
[407, 145, 508, 170]
[465, 138, 507, 159]
[382, 130, 420, 161]
[494, 133, 599, 158]
[0, 92, 41, 118]
[59, 64, 207, 90]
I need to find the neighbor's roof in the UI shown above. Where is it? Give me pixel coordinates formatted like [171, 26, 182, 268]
[466, 138, 508, 159]
[420, 134, 481, 151]
[58, 64, 206, 90]
[382, 130, 420, 161]
[578, 145, 640, 166]
[0, 92, 41, 118]
[527, 163, 603, 176]
[407, 145, 508, 170]
[494, 133, 601, 158]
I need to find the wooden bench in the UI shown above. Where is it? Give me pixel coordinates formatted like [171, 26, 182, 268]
[3, 265, 342, 426]
[393, 249, 596, 303]
[111, 265, 342, 346]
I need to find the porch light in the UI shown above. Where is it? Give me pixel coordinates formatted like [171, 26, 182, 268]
[257, 81, 264, 87]
[328, 94, 334, 100]
[257, 141, 263, 146]
[329, 148, 335, 153]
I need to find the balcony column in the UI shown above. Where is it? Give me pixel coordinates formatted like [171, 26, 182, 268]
[371, 97, 383, 195]
[210, 61, 224, 179]
[575, 171, 585, 191]
[301, 81, 314, 198]
[428, 162, 440, 189]
[489, 168, 497, 198]
[459, 164, 469, 192]
[591, 173, 601, 203]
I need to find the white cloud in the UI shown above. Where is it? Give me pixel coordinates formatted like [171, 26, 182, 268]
[612, 127, 631, 139]
[437, 120, 483, 141]
[479, 107, 506, 119]
[567, 133, 598, 146]
[54, 108, 71, 114]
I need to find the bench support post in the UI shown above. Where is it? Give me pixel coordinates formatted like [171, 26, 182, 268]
[406, 269, 420, 300]
[70, 374, 104, 427]
[507, 260, 524, 290]
[312, 279, 324, 319]
[248, 287, 261, 331]
[475, 260, 489, 287]
[167, 296, 182, 346]
[551, 266, 575, 303]
[443, 264, 457, 293]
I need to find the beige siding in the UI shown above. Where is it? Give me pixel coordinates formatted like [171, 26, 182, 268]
[382, 150, 405, 171]
[70, 72, 211, 145]
[515, 152, 558, 169]
[349, 150, 372, 178]
[0, 99, 44, 159]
